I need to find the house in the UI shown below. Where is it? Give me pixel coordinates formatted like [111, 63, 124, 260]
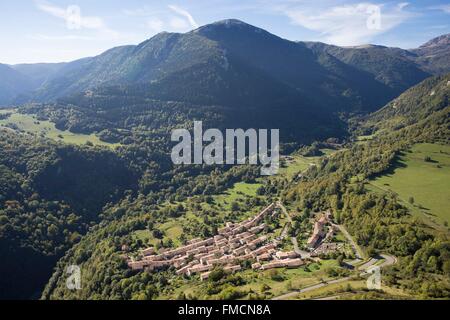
[252, 262, 262, 270]
[306, 213, 329, 248]
[187, 264, 213, 276]
[128, 260, 147, 270]
[261, 261, 285, 270]
[256, 253, 271, 262]
[127, 203, 305, 277]
[306, 234, 320, 248]
[224, 265, 242, 273]
[284, 258, 304, 268]
[141, 247, 155, 256]
[187, 238, 202, 245]
[275, 251, 298, 260]
[260, 258, 304, 270]
[200, 272, 211, 281]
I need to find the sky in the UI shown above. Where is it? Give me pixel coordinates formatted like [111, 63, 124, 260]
[1, 0, 449, 64]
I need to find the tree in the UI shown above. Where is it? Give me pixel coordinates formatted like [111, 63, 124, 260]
[209, 268, 225, 282]
[261, 284, 271, 292]
[337, 254, 345, 267]
[442, 261, 450, 276]
[152, 229, 164, 239]
[268, 269, 284, 281]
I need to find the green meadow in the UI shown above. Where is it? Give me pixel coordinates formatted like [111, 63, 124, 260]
[160, 259, 340, 300]
[279, 149, 338, 179]
[132, 181, 265, 247]
[0, 109, 118, 148]
[368, 143, 450, 226]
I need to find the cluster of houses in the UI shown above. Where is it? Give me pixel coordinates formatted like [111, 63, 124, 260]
[311, 242, 344, 257]
[305, 210, 346, 257]
[306, 210, 334, 249]
[127, 203, 304, 280]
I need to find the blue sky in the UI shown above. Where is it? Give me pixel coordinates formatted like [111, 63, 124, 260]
[1, 0, 449, 64]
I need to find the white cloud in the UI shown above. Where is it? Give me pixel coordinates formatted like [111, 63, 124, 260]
[168, 5, 199, 29]
[429, 4, 450, 14]
[123, 4, 198, 33]
[282, 2, 414, 46]
[35, 0, 119, 37]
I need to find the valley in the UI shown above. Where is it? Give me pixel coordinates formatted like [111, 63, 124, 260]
[0, 19, 449, 301]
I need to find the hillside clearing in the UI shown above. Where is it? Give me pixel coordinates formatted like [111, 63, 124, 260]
[368, 143, 450, 226]
[0, 109, 118, 148]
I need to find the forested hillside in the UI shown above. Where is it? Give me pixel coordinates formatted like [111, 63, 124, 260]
[0, 129, 140, 299]
[0, 19, 449, 300]
[282, 74, 450, 297]
[0, 64, 33, 106]
[1, 23, 448, 141]
[0, 115, 261, 299]
[361, 74, 449, 132]
[38, 74, 450, 299]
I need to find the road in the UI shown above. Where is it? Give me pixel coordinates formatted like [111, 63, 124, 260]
[276, 201, 310, 258]
[271, 203, 398, 300]
[272, 202, 397, 300]
[378, 254, 397, 268]
[279, 222, 290, 240]
[272, 253, 397, 300]
[357, 258, 377, 271]
[272, 276, 353, 300]
[334, 224, 364, 260]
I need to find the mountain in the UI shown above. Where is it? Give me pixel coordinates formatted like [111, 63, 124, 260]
[0, 22, 448, 115]
[0, 21, 449, 144]
[303, 41, 430, 101]
[0, 63, 66, 106]
[0, 64, 33, 106]
[27, 20, 444, 114]
[411, 34, 450, 75]
[363, 73, 450, 133]
[11, 63, 66, 89]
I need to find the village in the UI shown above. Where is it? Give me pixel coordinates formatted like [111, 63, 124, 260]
[127, 203, 341, 281]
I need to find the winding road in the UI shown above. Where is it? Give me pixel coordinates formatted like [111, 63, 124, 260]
[276, 202, 310, 258]
[272, 202, 397, 300]
[272, 252, 397, 300]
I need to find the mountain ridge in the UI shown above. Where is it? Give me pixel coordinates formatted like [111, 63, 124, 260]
[0, 20, 448, 115]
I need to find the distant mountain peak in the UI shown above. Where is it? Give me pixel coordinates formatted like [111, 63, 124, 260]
[211, 18, 248, 26]
[193, 19, 266, 34]
[343, 44, 387, 49]
[419, 33, 450, 49]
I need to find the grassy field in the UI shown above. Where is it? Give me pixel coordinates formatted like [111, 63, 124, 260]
[236, 259, 339, 298]
[132, 181, 265, 248]
[160, 259, 340, 300]
[279, 149, 338, 179]
[0, 109, 118, 148]
[296, 278, 414, 300]
[368, 143, 450, 226]
[211, 182, 263, 211]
